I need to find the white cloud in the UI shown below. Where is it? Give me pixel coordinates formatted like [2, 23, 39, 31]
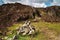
[19, 0, 31, 5]
[31, 3, 47, 8]
[3, 0, 47, 8]
[28, 0, 48, 3]
[52, 2, 60, 6]
[51, 0, 60, 6]
[3, 0, 20, 3]
[3, 0, 48, 3]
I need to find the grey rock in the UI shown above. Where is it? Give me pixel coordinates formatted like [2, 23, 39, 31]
[19, 21, 36, 35]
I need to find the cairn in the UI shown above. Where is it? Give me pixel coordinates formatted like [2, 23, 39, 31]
[12, 21, 36, 40]
[19, 21, 36, 35]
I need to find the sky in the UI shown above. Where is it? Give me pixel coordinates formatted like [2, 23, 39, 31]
[0, 0, 60, 8]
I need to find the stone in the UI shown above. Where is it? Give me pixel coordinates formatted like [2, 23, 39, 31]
[19, 21, 36, 35]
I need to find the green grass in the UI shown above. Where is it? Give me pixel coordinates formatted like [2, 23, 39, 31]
[18, 32, 47, 40]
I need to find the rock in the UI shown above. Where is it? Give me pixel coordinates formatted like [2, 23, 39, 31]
[22, 28, 30, 35]
[28, 29, 35, 35]
[7, 38, 12, 40]
[19, 21, 36, 35]
[4, 37, 8, 39]
[32, 17, 41, 22]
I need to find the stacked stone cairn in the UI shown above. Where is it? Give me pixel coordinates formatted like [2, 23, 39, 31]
[6, 21, 36, 40]
[19, 21, 36, 35]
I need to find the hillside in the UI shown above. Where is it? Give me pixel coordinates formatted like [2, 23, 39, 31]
[36, 6, 60, 22]
[0, 3, 36, 28]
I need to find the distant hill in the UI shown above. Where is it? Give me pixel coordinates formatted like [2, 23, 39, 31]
[36, 6, 60, 22]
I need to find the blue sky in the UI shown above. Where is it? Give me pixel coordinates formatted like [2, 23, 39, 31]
[0, 0, 4, 5]
[45, 0, 53, 6]
[0, 0, 60, 7]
